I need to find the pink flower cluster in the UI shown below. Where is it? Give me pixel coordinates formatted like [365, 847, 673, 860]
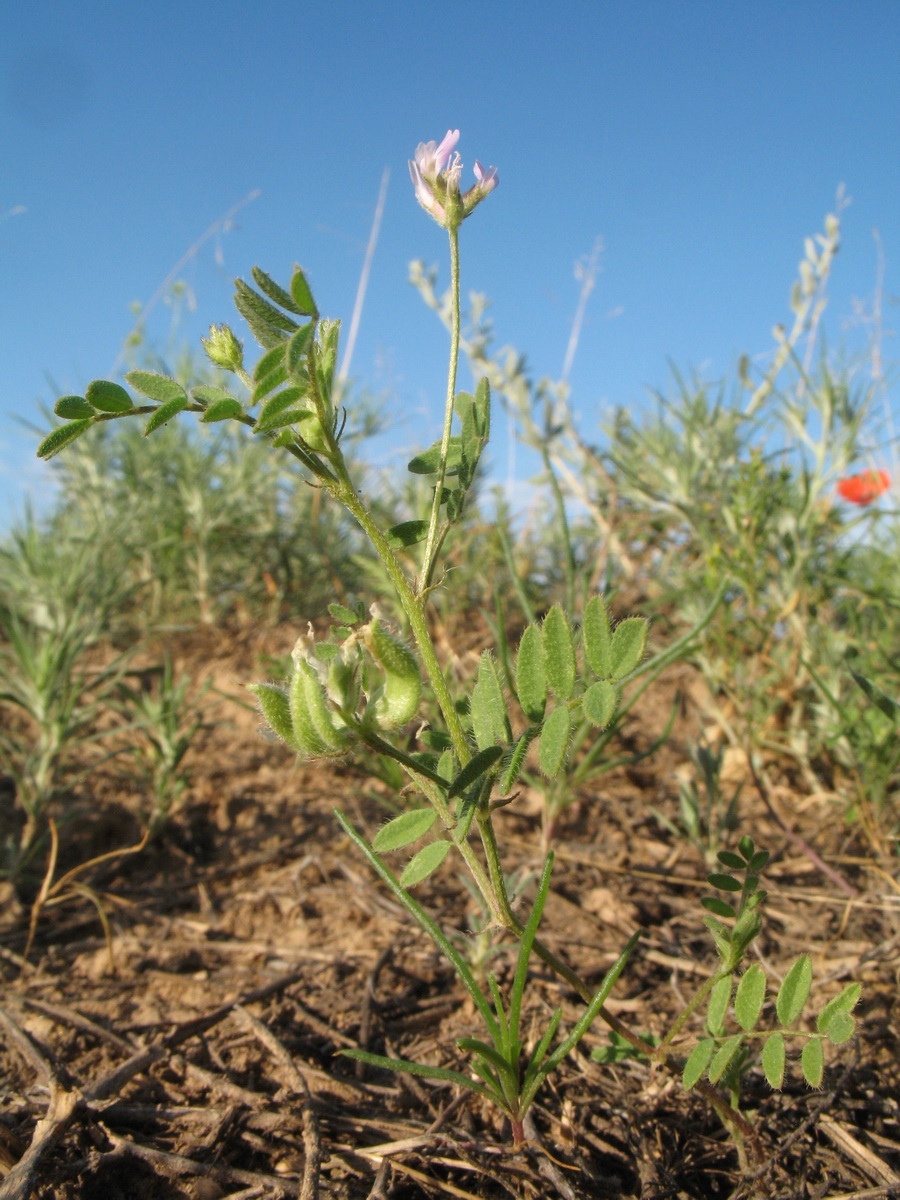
[409, 130, 498, 228]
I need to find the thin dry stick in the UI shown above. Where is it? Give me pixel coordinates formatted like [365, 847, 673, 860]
[337, 166, 390, 397]
[233, 1005, 321, 1200]
[107, 188, 261, 378]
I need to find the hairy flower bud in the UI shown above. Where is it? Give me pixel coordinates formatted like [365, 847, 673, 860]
[202, 323, 244, 372]
[364, 619, 422, 729]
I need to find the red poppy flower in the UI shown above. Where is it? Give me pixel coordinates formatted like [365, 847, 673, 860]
[836, 469, 891, 506]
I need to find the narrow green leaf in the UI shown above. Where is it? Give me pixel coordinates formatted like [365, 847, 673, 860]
[701, 896, 737, 919]
[329, 603, 360, 626]
[776, 955, 813, 1027]
[583, 594, 613, 678]
[289, 267, 318, 316]
[144, 395, 188, 435]
[850, 668, 900, 722]
[234, 278, 299, 334]
[515, 623, 546, 722]
[609, 617, 649, 679]
[192, 385, 242, 407]
[542, 605, 577, 701]
[735, 963, 767, 1031]
[823, 1011, 855, 1046]
[254, 387, 307, 433]
[37, 419, 93, 459]
[761, 1032, 786, 1088]
[582, 679, 619, 728]
[447, 746, 503, 799]
[470, 653, 511, 750]
[400, 839, 451, 888]
[252, 343, 287, 383]
[252, 265, 304, 314]
[707, 974, 733, 1037]
[286, 322, 314, 375]
[337, 1049, 490, 1097]
[86, 378, 135, 411]
[200, 397, 245, 422]
[54, 395, 95, 419]
[817, 982, 862, 1034]
[538, 704, 570, 777]
[801, 1036, 824, 1087]
[683, 1038, 716, 1089]
[717, 850, 746, 870]
[407, 437, 463, 475]
[747, 849, 771, 871]
[707, 872, 742, 892]
[373, 807, 436, 852]
[708, 1033, 744, 1084]
[499, 729, 536, 794]
[383, 520, 428, 548]
[252, 364, 288, 405]
[123, 371, 185, 404]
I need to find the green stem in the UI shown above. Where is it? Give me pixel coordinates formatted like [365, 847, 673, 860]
[420, 225, 461, 592]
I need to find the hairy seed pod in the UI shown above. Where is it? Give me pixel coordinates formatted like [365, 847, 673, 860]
[365, 619, 421, 729]
[289, 659, 349, 758]
[247, 683, 301, 751]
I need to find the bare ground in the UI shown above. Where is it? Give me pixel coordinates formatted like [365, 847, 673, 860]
[1, 625, 898, 1199]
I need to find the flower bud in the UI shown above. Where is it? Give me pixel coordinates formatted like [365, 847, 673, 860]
[202, 324, 244, 372]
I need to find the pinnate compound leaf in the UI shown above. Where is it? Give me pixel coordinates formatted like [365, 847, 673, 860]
[706, 974, 733, 1037]
[37, 419, 93, 460]
[538, 704, 570, 778]
[123, 372, 185, 405]
[447, 746, 503, 799]
[400, 839, 451, 888]
[144, 396, 188, 435]
[776, 955, 812, 1027]
[801, 1037, 824, 1088]
[54, 395, 95, 419]
[708, 1033, 744, 1084]
[516, 623, 546, 722]
[86, 378, 134, 412]
[373, 808, 436, 852]
[542, 605, 577, 701]
[817, 982, 861, 1035]
[609, 617, 648, 679]
[683, 1038, 716, 1089]
[735, 963, 767, 1031]
[761, 1032, 786, 1088]
[583, 594, 613, 678]
[582, 680, 619, 728]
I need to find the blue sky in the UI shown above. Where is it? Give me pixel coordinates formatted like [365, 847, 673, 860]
[2, 0, 898, 525]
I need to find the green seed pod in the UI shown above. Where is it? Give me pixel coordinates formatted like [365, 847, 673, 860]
[365, 619, 421, 729]
[247, 683, 301, 751]
[289, 659, 349, 757]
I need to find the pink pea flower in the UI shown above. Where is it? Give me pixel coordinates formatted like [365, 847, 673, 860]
[409, 130, 498, 228]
